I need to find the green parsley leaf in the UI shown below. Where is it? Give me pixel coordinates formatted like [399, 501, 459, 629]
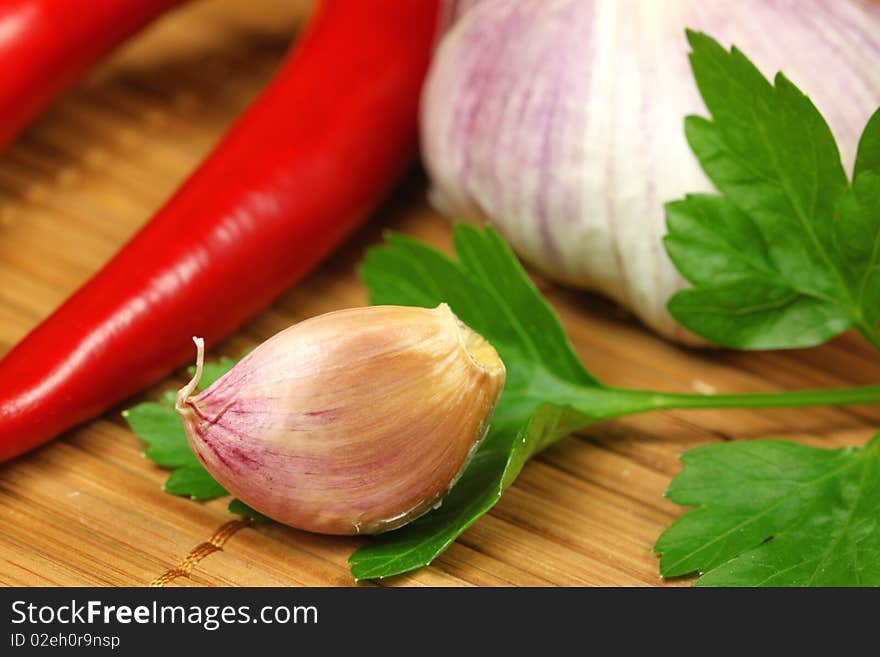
[655, 433, 880, 586]
[228, 498, 270, 521]
[351, 225, 669, 580]
[354, 224, 880, 582]
[664, 32, 880, 350]
[123, 401, 196, 469]
[163, 464, 227, 500]
[124, 355, 238, 501]
[855, 107, 880, 179]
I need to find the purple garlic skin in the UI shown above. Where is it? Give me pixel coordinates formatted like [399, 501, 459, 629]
[175, 304, 505, 535]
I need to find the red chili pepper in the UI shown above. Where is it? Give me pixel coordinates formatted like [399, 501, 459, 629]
[0, 0, 441, 461]
[0, 0, 187, 151]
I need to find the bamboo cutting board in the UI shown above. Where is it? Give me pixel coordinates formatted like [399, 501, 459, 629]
[1, 0, 878, 587]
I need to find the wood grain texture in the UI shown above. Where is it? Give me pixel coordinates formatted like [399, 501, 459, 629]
[1, 0, 878, 588]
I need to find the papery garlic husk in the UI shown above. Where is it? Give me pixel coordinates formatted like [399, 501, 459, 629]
[175, 304, 505, 536]
[422, 0, 880, 344]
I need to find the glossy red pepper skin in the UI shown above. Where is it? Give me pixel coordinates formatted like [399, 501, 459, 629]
[0, 0, 187, 151]
[0, 0, 441, 461]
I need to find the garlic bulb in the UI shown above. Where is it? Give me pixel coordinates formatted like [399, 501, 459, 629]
[422, 0, 880, 343]
[176, 304, 505, 535]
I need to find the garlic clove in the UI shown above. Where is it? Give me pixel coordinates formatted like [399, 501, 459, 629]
[175, 304, 505, 535]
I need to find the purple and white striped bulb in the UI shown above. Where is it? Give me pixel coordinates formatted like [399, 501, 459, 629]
[422, 0, 880, 343]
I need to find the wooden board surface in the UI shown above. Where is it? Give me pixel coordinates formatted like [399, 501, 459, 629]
[1, 0, 879, 587]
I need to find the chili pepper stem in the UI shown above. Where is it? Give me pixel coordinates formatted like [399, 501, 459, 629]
[175, 337, 205, 413]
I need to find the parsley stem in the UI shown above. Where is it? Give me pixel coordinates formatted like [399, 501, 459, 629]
[620, 385, 880, 412]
